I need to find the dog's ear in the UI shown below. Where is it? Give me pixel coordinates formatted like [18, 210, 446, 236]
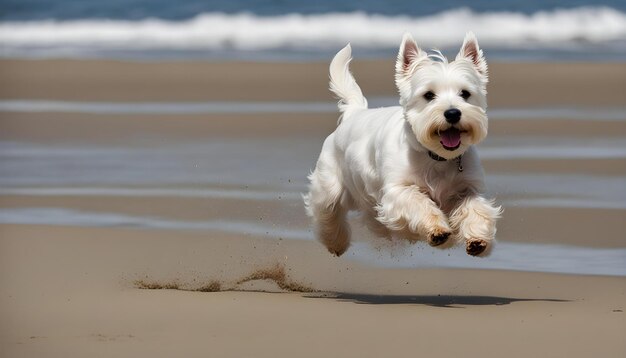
[456, 32, 488, 79]
[395, 33, 426, 101]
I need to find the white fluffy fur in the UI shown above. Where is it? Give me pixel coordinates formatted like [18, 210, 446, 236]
[304, 32, 501, 257]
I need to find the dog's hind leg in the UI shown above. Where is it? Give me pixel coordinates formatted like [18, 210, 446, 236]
[304, 150, 351, 256]
[361, 209, 392, 240]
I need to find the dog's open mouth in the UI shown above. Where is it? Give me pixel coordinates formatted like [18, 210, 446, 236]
[439, 127, 462, 151]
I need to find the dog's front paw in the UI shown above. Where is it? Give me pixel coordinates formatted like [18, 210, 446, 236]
[328, 245, 348, 257]
[466, 238, 490, 257]
[428, 230, 451, 247]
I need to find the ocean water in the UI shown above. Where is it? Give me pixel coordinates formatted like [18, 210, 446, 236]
[1, 0, 626, 60]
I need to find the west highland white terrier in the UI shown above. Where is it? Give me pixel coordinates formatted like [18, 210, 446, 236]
[304, 32, 501, 257]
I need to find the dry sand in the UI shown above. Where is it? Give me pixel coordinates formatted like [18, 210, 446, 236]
[1, 59, 625, 357]
[1, 225, 625, 358]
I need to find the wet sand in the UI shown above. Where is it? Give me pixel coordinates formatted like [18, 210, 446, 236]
[1, 59, 625, 356]
[1, 59, 626, 106]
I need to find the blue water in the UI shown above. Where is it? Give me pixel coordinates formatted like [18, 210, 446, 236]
[1, 1, 626, 60]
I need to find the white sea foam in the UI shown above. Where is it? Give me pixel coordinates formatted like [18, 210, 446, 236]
[1, 7, 625, 57]
[0, 207, 624, 276]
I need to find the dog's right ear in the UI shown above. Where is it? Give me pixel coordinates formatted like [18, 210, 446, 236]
[395, 33, 425, 101]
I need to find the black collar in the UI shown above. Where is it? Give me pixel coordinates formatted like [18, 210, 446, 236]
[428, 151, 448, 162]
[427, 151, 464, 172]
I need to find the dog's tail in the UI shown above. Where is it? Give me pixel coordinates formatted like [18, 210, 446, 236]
[329, 44, 368, 115]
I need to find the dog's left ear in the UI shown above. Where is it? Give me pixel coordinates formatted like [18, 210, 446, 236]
[457, 32, 488, 80]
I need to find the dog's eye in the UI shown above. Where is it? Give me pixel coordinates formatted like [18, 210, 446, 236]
[423, 91, 436, 102]
[460, 90, 471, 100]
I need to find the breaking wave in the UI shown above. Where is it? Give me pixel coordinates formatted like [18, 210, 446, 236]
[1, 7, 625, 57]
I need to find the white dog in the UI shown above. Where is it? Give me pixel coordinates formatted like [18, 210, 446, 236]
[304, 32, 501, 257]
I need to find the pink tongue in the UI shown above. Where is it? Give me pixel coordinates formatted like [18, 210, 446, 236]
[440, 128, 461, 148]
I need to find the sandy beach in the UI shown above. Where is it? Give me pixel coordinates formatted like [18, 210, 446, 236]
[1, 59, 625, 357]
[1, 225, 625, 358]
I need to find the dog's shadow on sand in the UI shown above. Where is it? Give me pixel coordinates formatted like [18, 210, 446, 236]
[305, 293, 568, 308]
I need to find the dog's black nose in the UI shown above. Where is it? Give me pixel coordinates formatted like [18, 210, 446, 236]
[444, 108, 461, 124]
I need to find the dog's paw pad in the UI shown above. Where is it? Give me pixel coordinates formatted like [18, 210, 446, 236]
[466, 239, 488, 256]
[428, 232, 451, 247]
